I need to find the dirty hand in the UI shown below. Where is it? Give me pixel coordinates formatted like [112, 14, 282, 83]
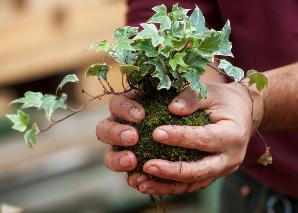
[96, 82, 264, 195]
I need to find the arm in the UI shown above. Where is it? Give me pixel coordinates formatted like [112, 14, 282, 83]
[260, 62, 298, 132]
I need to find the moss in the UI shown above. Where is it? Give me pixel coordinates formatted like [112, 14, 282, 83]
[114, 87, 210, 174]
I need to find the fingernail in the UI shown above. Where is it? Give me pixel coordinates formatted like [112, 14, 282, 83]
[130, 107, 143, 120]
[120, 130, 134, 143]
[153, 129, 169, 141]
[119, 154, 131, 167]
[147, 165, 159, 174]
[171, 98, 187, 110]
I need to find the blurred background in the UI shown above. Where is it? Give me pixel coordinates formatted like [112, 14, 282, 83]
[0, 0, 221, 212]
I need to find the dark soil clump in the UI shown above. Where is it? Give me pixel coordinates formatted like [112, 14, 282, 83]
[114, 87, 210, 173]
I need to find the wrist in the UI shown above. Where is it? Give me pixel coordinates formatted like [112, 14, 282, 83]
[240, 78, 265, 133]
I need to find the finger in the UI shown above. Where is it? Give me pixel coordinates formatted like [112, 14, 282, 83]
[103, 146, 137, 172]
[138, 180, 190, 195]
[143, 155, 226, 182]
[188, 178, 215, 192]
[127, 173, 149, 188]
[96, 119, 138, 146]
[168, 86, 215, 116]
[153, 121, 238, 152]
[109, 94, 145, 122]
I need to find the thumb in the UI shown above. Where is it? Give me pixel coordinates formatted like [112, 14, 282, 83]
[168, 86, 213, 116]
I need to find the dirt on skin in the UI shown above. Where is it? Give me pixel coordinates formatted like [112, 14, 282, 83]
[114, 87, 210, 174]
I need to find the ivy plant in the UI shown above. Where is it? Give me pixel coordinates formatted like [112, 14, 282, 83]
[6, 4, 270, 165]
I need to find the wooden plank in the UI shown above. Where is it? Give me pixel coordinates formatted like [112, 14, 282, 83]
[0, 0, 126, 86]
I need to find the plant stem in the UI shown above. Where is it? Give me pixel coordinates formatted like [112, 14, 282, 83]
[40, 88, 132, 133]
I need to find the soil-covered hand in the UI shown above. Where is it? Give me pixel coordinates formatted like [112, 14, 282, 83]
[96, 90, 144, 172]
[96, 82, 264, 195]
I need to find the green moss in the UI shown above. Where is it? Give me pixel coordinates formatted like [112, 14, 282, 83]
[114, 87, 210, 173]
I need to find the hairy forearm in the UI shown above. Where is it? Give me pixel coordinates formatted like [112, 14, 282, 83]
[260, 62, 298, 132]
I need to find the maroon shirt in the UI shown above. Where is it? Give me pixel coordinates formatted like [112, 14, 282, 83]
[127, 0, 298, 198]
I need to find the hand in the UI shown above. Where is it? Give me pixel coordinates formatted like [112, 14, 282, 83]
[127, 82, 264, 195]
[96, 90, 144, 172]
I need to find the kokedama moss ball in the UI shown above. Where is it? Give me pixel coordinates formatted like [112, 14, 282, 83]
[114, 88, 210, 173]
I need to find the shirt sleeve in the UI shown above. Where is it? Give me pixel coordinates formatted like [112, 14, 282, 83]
[126, 0, 223, 30]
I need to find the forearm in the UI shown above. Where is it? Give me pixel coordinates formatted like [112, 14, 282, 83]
[260, 62, 298, 132]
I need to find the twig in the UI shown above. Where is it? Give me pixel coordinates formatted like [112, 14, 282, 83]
[40, 88, 132, 133]
[98, 79, 109, 92]
[105, 80, 115, 93]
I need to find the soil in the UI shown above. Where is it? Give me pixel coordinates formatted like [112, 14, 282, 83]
[114, 85, 210, 174]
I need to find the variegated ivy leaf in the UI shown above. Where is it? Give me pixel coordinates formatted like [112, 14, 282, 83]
[109, 49, 137, 65]
[151, 4, 167, 16]
[57, 74, 79, 92]
[6, 110, 30, 132]
[41, 94, 68, 121]
[218, 60, 244, 82]
[171, 21, 186, 39]
[189, 5, 207, 36]
[85, 63, 110, 80]
[217, 20, 233, 57]
[183, 68, 207, 99]
[169, 52, 188, 71]
[247, 70, 268, 91]
[24, 123, 40, 148]
[171, 3, 190, 20]
[149, 5, 171, 31]
[113, 26, 139, 41]
[147, 60, 171, 90]
[89, 40, 110, 52]
[11, 91, 43, 109]
[197, 30, 224, 57]
[133, 39, 159, 57]
[134, 23, 164, 47]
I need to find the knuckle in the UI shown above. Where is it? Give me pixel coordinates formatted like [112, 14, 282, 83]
[197, 126, 214, 147]
[234, 127, 249, 146]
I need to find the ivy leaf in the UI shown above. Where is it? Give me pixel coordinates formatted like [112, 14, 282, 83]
[218, 60, 244, 82]
[120, 65, 139, 75]
[189, 5, 207, 35]
[183, 68, 207, 98]
[85, 63, 110, 80]
[134, 23, 164, 47]
[171, 4, 190, 20]
[110, 49, 136, 65]
[147, 60, 171, 90]
[169, 52, 187, 71]
[24, 123, 40, 148]
[57, 74, 79, 92]
[113, 26, 139, 41]
[217, 20, 233, 57]
[258, 147, 272, 166]
[6, 110, 30, 132]
[171, 21, 186, 39]
[133, 39, 159, 57]
[247, 70, 268, 91]
[149, 15, 171, 31]
[41, 94, 67, 121]
[11, 91, 43, 109]
[197, 30, 224, 57]
[89, 40, 110, 52]
[116, 39, 135, 51]
[152, 4, 167, 16]
[184, 48, 209, 71]
[159, 45, 172, 57]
